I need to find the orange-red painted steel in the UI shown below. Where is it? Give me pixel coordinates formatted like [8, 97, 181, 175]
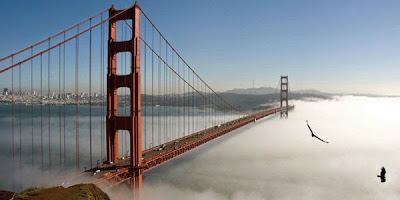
[131, 2, 143, 193]
[106, 2, 143, 194]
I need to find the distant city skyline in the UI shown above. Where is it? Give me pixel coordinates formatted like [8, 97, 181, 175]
[0, 0, 399, 95]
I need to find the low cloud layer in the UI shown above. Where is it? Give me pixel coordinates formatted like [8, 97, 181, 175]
[138, 96, 400, 200]
[1, 96, 400, 199]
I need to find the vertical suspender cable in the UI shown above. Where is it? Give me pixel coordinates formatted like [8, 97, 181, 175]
[170, 51, 176, 140]
[182, 60, 184, 136]
[59, 45, 62, 170]
[214, 93, 216, 125]
[169, 50, 172, 140]
[189, 70, 191, 133]
[158, 34, 161, 145]
[205, 83, 207, 129]
[169, 45, 171, 141]
[102, 20, 106, 162]
[196, 75, 198, 131]
[177, 58, 180, 138]
[100, 15, 104, 162]
[48, 40, 51, 170]
[216, 94, 218, 123]
[167, 47, 170, 141]
[188, 64, 190, 135]
[75, 25, 80, 170]
[40, 55, 43, 172]
[100, 15, 103, 163]
[144, 18, 147, 149]
[209, 88, 211, 128]
[164, 42, 167, 143]
[89, 18, 93, 169]
[203, 83, 205, 129]
[63, 33, 66, 174]
[196, 77, 198, 129]
[186, 64, 188, 134]
[188, 66, 190, 134]
[170, 58, 173, 139]
[11, 57, 15, 190]
[18, 63, 22, 190]
[191, 71, 193, 133]
[211, 93, 217, 126]
[151, 28, 154, 148]
[183, 63, 185, 136]
[210, 90, 213, 126]
[192, 71, 194, 132]
[31, 48, 34, 168]
[211, 90, 213, 126]
[164, 39, 166, 142]
[171, 55, 173, 139]
[182, 60, 184, 137]
[206, 87, 208, 128]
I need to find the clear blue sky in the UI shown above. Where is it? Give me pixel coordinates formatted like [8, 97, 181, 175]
[0, 0, 399, 95]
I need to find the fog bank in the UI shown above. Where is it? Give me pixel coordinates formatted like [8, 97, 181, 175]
[139, 96, 400, 200]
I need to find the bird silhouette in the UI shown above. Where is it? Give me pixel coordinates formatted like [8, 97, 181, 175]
[377, 167, 386, 183]
[306, 120, 329, 143]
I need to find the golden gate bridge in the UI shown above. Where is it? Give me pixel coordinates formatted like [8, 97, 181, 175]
[0, 2, 293, 198]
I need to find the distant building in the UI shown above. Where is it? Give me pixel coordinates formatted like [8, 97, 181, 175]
[3, 88, 9, 95]
[66, 93, 73, 99]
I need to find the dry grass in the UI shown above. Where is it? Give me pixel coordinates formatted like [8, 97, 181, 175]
[14, 184, 110, 200]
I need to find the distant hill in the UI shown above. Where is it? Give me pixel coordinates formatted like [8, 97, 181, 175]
[223, 87, 277, 95]
[222, 87, 332, 96]
[219, 93, 330, 111]
[221, 87, 400, 98]
[216, 87, 332, 111]
[293, 89, 333, 97]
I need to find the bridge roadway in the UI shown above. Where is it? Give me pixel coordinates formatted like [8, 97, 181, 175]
[74, 106, 294, 187]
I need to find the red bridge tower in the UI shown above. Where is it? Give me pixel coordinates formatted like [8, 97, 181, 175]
[280, 76, 289, 117]
[106, 2, 142, 194]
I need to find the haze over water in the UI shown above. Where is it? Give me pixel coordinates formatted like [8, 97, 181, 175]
[142, 96, 400, 200]
[1, 96, 399, 199]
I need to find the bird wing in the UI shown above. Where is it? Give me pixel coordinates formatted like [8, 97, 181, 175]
[307, 123, 315, 137]
[313, 134, 329, 143]
[307, 122, 329, 143]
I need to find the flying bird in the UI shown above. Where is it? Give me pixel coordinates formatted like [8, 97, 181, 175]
[377, 167, 386, 183]
[306, 120, 329, 143]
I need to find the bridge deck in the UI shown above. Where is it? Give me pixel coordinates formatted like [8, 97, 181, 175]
[75, 106, 294, 187]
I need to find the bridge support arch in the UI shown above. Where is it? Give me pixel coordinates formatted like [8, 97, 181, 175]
[280, 76, 289, 117]
[107, 2, 142, 195]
